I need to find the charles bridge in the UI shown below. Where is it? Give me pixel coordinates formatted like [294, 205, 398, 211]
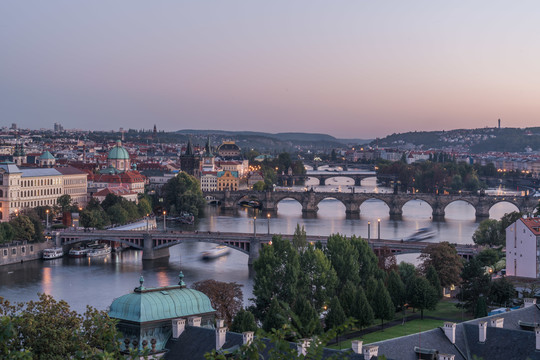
[203, 189, 539, 220]
[54, 229, 478, 264]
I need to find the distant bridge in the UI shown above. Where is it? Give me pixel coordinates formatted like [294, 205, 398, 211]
[278, 171, 378, 186]
[203, 190, 539, 220]
[54, 229, 478, 263]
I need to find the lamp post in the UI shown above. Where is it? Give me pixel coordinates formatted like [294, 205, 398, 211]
[377, 218, 381, 240]
[367, 221, 371, 240]
[253, 216, 257, 237]
[267, 213, 270, 235]
[46, 209, 49, 230]
[146, 214, 149, 232]
[163, 210, 166, 232]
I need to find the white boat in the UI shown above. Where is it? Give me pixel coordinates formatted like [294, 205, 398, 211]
[404, 227, 436, 242]
[43, 247, 64, 260]
[68, 246, 90, 258]
[87, 244, 111, 257]
[201, 245, 230, 260]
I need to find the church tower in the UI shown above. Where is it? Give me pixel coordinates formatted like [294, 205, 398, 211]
[180, 138, 201, 178]
[202, 137, 215, 171]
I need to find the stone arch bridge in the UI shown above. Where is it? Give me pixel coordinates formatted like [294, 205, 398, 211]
[278, 172, 378, 186]
[204, 190, 539, 219]
[54, 229, 478, 264]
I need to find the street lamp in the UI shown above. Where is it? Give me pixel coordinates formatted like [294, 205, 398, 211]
[367, 221, 371, 240]
[163, 210, 167, 232]
[46, 209, 49, 229]
[267, 213, 270, 235]
[146, 214, 149, 232]
[377, 219, 381, 240]
[253, 216, 257, 237]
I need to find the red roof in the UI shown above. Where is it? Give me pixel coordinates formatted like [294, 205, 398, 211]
[521, 217, 540, 236]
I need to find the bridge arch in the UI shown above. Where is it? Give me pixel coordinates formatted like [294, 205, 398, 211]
[315, 196, 347, 217]
[274, 196, 303, 215]
[401, 199, 434, 219]
[443, 200, 477, 220]
[60, 237, 144, 250]
[322, 176, 355, 186]
[488, 200, 520, 219]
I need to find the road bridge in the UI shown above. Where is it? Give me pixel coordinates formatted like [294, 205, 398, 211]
[203, 190, 539, 220]
[54, 229, 478, 264]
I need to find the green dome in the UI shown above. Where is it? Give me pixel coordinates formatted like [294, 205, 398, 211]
[39, 151, 55, 160]
[108, 140, 130, 160]
[108, 286, 216, 323]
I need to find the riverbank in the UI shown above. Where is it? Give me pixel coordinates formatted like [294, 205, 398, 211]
[0, 240, 52, 266]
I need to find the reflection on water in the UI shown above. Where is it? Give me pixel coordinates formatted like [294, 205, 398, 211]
[0, 176, 519, 314]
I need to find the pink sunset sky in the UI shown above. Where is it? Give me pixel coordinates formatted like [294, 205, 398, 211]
[1, 1, 539, 138]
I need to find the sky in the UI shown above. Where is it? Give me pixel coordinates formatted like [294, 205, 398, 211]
[1, 1, 540, 139]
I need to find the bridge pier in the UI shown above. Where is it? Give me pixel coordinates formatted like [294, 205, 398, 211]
[142, 234, 170, 260]
[345, 202, 360, 220]
[475, 205, 490, 219]
[248, 237, 261, 265]
[354, 178, 362, 187]
[302, 210, 318, 219]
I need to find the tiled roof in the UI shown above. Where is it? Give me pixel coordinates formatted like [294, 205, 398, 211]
[521, 217, 540, 236]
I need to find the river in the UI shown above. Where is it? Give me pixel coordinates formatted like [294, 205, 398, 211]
[0, 176, 520, 313]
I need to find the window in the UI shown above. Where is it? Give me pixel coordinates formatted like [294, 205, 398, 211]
[21, 247, 25, 253]
[3, 249, 7, 256]
[30, 245, 34, 252]
[12, 248, 16, 255]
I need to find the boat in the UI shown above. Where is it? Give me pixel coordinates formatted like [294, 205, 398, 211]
[87, 244, 111, 257]
[68, 246, 90, 258]
[201, 245, 230, 260]
[404, 227, 436, 242]
[43, 247, 64, 260]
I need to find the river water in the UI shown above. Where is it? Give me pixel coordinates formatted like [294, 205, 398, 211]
[0, 176, 519, 313]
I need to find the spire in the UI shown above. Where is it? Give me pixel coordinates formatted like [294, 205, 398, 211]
[204, 137, 213, 157]
[135, 275, 146, 292]
[185, 138, 194, 156]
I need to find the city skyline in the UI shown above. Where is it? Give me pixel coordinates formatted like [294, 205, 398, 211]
[2, 1, 540, 138]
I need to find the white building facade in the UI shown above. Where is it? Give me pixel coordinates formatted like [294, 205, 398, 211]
[506, 217, 540, 279]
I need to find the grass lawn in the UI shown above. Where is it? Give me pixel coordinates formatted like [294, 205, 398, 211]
[327, 318, 445, 350]
[422, 299, 473, 322]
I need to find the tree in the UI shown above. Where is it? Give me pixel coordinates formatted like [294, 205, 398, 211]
[387, 270, 406, 310]
[350, 236, 381, 285]
[0, 293, 122, 359]
[473, 219, 504, 246]
[338, 281, 357, 318]
[137, 196, 153, 217]
[230, 309, 257, 334]
[352, 286, 374, 330]
[409, 276, 438, 320]
[474, 296, 488, 318]
[398, 262, 417, 304]
[325, 234, 360, 287]
[490, 277, 515, 306]
[476, 248, 501, 267]
[57, 194, 72, 212]
[420, 242, 463, 288]
[9, 216, 35, 241]
[325, 296, 346, 331]
[262, 298, 287, 333]
[107, 203, 129, 226]
[426, 265, 443, 299]
[292, 224, 307, 251]
[252, 181, 265, 191]
[252, 236, 300, 322]
[371, 279, 395, 329]
[0, 222, 15, 244]
[459, 258, 492, 312]
[162, 172, 206, 219]
[291, 296, 322, 337]
[297, 245, 337, 312]
[192, 279, 243, 327]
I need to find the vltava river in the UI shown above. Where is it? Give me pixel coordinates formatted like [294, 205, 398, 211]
[0, 177, 519, 313]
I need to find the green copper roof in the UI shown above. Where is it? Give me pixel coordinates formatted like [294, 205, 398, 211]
[39, 151, 55, 160]
[108, 140, 130, 160]
[108, 286, 215, 323]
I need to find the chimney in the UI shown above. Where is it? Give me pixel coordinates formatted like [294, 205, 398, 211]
[438, 354, 455, 360]
[216, 319, 225, 328]
[188, 316, 201, 327]
[490, 317, 504, 328]
[242, 331, 254, 346]
[172, 318, 186, 338]
[363, 345, 378, 360]
[524, 298, 537, 308]
[351, 340, 363, 354]
[216, 325, 228, 350]
[297, 339, 310, 356]
[443, 322, 456, 344]
[536, 327, 540, 351]
[479, 321, 487, 343]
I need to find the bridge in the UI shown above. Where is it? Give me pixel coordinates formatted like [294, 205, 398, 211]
[278, 171, 377, 186]
[203, 190, 539, 220]
[54, 229, 478, 263]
